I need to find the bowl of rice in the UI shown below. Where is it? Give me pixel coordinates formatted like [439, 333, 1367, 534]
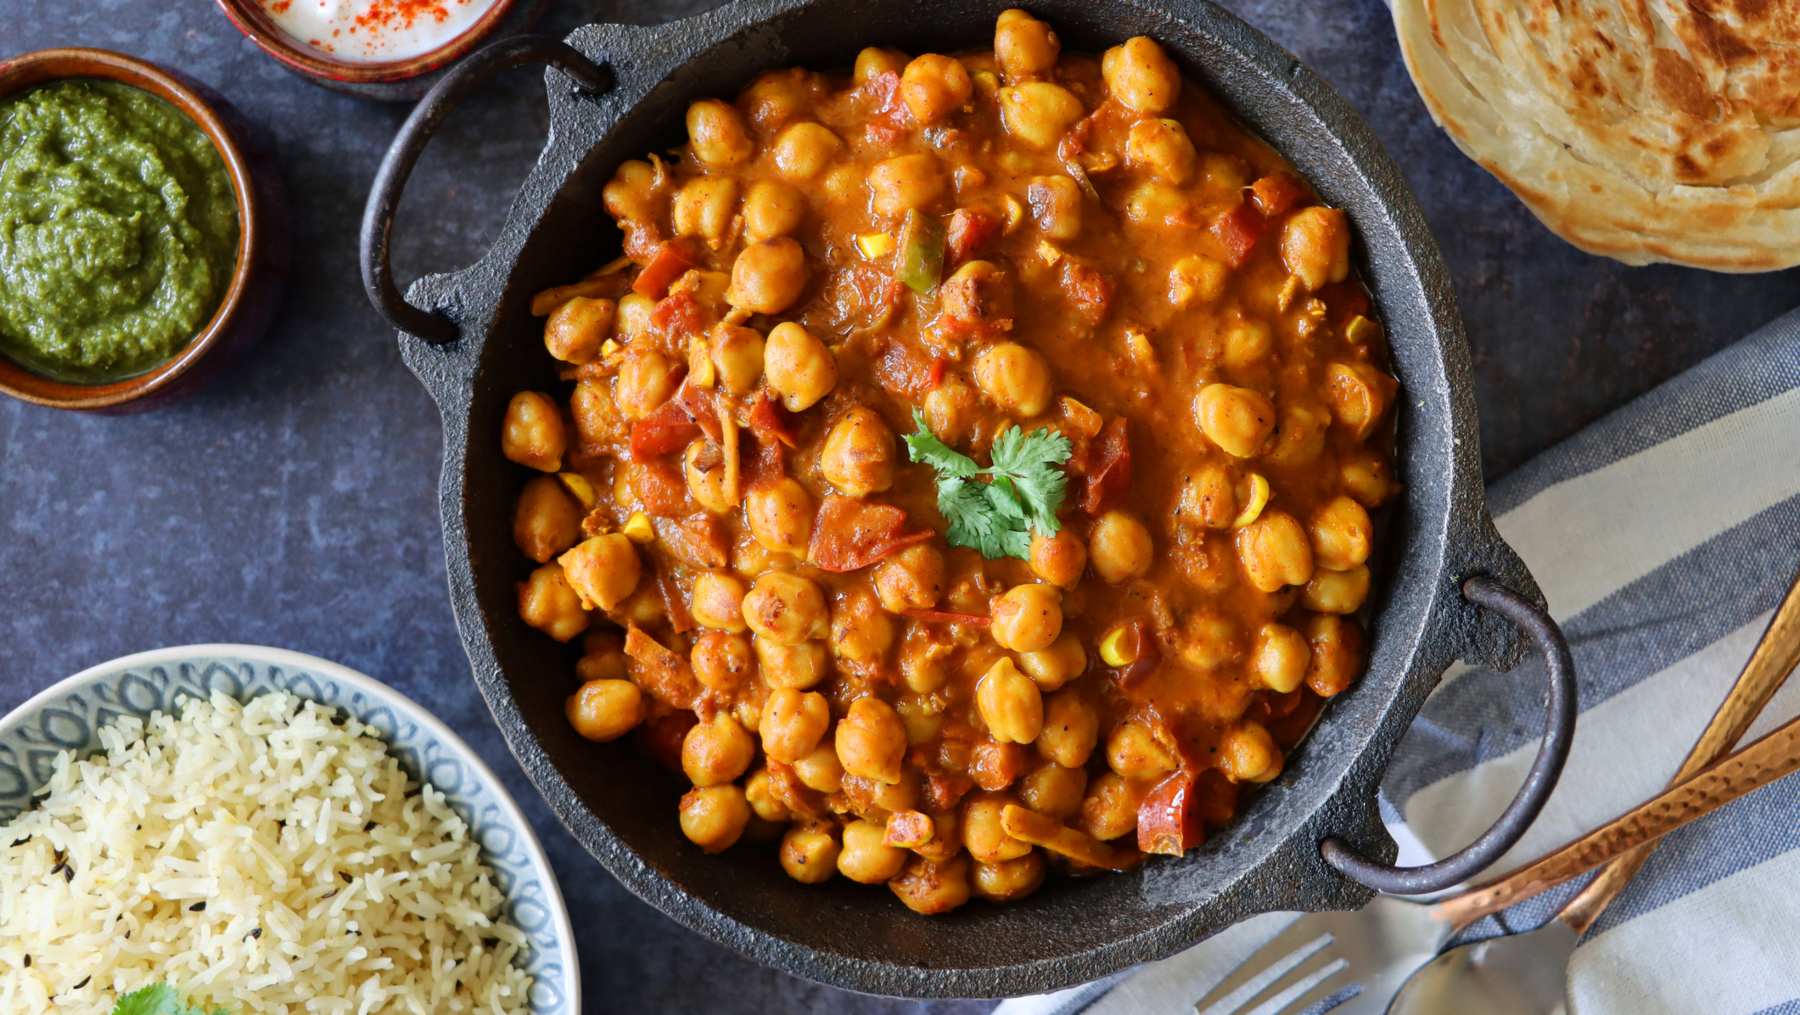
[0, 645, 577, 1014]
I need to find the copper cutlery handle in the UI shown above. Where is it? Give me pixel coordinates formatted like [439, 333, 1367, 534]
[1553, 574, 1800, 933]
[1434, 712, 1800, 928]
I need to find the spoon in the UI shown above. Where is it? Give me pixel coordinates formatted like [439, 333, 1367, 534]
[1388, 574, 1800, 1014]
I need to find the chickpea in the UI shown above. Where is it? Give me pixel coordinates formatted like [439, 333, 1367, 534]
[1037, 689, 1099, 768]
[1168, 254, 1229, 309]
[755, 635, 829, 690]
[679, 785, 752, 853]
[1280, 206, 1351, 292]
[1325, 361, 1396, 440]
[973, 341, 1053, 417]
[742, 179, 805, 243]
[1265, 403, 1331, 468]
[1107, 722, 1177, 782]
[690, 571, 749, 631]
[976, 658, 1045, 745]
[1025, 174, 1083, 241]
[894, 692, 945, 744]
[501, 391, 566, 472]
[818, 406, 897, 498]
[835, 697, 908, 784]
[1235, 510, 1314, 593]
[570, 378, 626, 447]
[831, 588, 896, 664]
[1015, 633, 1084, 693]
[708, 325, 765, 395]
[765, 825, 840, 890]
[854, 46, 907, 85]
[686, 98, 754, 169]
[793, 744, 845, 793]
[745, 477, 815, 555]
[868, 153, 947, 218]
[1222, 319, 1274, 369]
[744, 768, 790, 823]
[1310, 495, 1375, 570]
[614, 343, 678, 421]
[973, 852, 1045, 902]
[763, 321, 837, 411]
[1177, 610, 1241, 670]
[873, 544, 945, 613]
[970, 739, 1029, 792]
[1079, 771, 1143, 841]
[889, 854, 971, 915]
[1194, 383, 1276, 458]
[683, 440, 736, 516]
[990, 583, 1063, 652]
[1101, 36, 1180, 115]
[1305, 614, 1363, 697]
[899, 627, 953, 693]
[940, 259, 1014, 327]
[962, 792, 1031, 863]
[740, 67, 820, 133]
[922, 374, 979, 444]
[565, 679, 644, 741]
[770, 121, 843, 181]
[760, 687, 831, 763]
[1304, 564, 1372, 615]
[838, 819, 908, 884]
[1220, 721, 1283, 783]
[1176, 463, 1236, 530]
[741, 571, 828, 645]
[513, 476, 581, 564]
[577, 631, 627, 681]
[681, 714, 756, 787]
[1020, 762, 1087, 821]
[899, 53, 972, 125]
[1340, 447, 1398, 508]
[1125, 119, 1197, 185]
[1250, 622, 1310, 694]
[691, 630, 754, 692]
[727, 237, 808, 315]
[543, 296, 615, 364]
[518, 564, 589, 642]
[1023, 528, 1085, 588]
[1122, 179, 1191, 229]
[558, 533, 642, 611]
[615, 291, 655, 338]
[1089, 510, 1153, 584]
[998, 82, 1084, 150]
[994, 8, 1060, 80]
[602, 159, 662, 225]
[842, 770, 919, 818]
[670, 177, 739, 246]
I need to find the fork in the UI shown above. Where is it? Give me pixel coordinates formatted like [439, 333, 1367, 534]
[1193, 574, 1800, 1015]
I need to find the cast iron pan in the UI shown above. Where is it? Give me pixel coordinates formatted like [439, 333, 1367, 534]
[359, 0, 1577, 997]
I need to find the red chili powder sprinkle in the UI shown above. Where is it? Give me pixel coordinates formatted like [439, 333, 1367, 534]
[354, 0, 456, 34]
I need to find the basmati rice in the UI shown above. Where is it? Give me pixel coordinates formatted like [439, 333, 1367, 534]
[0, 692, 534, 1014]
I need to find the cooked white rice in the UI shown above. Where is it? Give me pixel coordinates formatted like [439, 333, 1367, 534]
[0, 691, 534, 1014]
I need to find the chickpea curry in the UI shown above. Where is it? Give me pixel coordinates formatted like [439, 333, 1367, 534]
[504, 10, 1400, 915]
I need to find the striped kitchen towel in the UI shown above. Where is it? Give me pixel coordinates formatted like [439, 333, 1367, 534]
[998, 311, 1800, 1015]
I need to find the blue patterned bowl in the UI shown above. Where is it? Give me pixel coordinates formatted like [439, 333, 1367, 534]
[0, 644, 578, 1014]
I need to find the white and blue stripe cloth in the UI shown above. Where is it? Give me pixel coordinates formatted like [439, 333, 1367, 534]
[1000, 312, 1800, 1015]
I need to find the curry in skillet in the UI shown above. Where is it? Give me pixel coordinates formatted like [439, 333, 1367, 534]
[503, 10, 1399, 914]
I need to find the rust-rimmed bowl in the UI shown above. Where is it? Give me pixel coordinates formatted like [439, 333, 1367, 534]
[0, 48, 286, 413]
[214, 0, 519, 95]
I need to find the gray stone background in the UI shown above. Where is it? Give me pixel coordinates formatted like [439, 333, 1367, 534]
[3, 1, 1797, 1011]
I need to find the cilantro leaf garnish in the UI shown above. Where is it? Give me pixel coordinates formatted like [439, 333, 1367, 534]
[112, 983, 229, 1015]
[905, 410, 1072, 560]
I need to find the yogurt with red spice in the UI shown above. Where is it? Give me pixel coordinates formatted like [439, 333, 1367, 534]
[254, 0, 499, 63]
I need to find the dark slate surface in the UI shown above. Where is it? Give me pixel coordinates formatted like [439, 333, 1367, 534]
[2, 0, 1796, 1011]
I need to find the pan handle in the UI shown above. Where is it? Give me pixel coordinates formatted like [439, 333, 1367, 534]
[359, 35, 611, 343]
[1320, 574, 1577, 895]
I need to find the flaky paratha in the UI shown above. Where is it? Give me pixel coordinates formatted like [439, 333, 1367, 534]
[1392, 0, 1800, 271]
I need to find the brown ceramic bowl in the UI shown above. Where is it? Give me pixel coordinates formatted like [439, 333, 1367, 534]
[214, 0, 518, 89]
[0, 48, 284, 412]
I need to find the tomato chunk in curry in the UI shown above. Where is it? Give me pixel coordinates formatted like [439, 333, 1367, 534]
[503, 9, 1400, 915]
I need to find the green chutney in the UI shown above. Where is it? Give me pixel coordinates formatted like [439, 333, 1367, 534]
[0, 79, 240, 382]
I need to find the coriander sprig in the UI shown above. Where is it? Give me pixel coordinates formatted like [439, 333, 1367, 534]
[111, 983, 229, 1015]
[904, 410, 1073, 561]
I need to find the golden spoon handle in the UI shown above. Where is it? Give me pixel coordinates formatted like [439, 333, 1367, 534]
[1433, 713, 1800, 930]
[1556, 575, 1800, 934]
